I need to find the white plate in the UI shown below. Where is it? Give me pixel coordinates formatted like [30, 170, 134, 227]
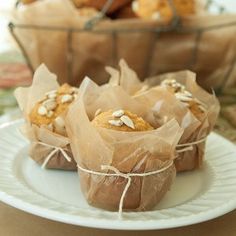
[0, 120, 236, 230]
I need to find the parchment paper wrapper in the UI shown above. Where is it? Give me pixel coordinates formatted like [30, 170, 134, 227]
[65, 77, 183, 211]
[12, 0, 236, 90]
[14, 64, 77, 170]
[140, 71, 220, 171]
[106, 61, 220, 172]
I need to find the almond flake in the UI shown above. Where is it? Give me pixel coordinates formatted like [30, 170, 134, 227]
[175, 93, 193, 102]
[108, 119, 123, 127]
[47, 93, 57, 99]
[67, 87, 78, 95]
[46, 90, 57, 96]
[61, 94, 73, 103]
[53, 117, 66, 135]
[73, 94, 78, 100]
[112, 109, 125, 118]
[120, 115, 135, 129]
[161, 79, 185, 93]
[183, 90, 192, 97]
[37, 105, 47, 116]
[43, 99, 57, 111]
[71, 87, 79, 94]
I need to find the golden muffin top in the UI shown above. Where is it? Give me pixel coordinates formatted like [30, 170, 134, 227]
[92, 109, 154, 132]
[29, 83, 79, 135]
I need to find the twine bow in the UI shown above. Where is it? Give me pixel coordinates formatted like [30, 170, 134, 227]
[37, 142, 71, 169]
[38, 136, 207, 218]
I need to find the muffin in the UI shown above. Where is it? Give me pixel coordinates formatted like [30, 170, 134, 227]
[132, 0, 196, 22]
[72, 0, 132, 14]
[14, 65, 80, 171]
[27, 83, 79, 170]
[29, 83, 79, 136]
[77, 108, 176, 211]
[159, 78, 210, 172]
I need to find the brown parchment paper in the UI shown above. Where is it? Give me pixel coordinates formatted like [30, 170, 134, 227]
[14, 64, 77, 170]
[12, 0, 236, 90]
[106, 61, 220, 172]
[143, 75, 219, 171]
[65, 77, 183, 211]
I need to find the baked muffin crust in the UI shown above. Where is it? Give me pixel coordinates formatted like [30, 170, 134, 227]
[92, 109, 153, 132]
[29, 83, 79, 135]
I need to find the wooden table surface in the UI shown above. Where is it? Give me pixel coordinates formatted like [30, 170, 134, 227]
[0, 202, 236, 236]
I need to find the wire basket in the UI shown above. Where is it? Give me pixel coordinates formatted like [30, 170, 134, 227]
[8, 0, 236, 94]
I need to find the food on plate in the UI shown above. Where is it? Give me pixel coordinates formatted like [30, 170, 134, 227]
[29, 83, 79, 136]
[65, 74, 183, 212]
[15, 65, 79, 170]
[156, 77, 219, 172]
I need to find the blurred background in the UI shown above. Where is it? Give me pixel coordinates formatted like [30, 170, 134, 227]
[0, 0, 236, 142]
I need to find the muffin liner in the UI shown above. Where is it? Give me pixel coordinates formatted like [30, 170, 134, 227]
[65, 77, 183, 214]
[106, 60, 220, 172]
[14, 64, 77, 170]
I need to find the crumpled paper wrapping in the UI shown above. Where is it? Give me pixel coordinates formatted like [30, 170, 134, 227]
[14, 64, 77, 170]
[106, 60, 220, 172]
[65, 77, 183, 211]
[11, 0, 236, 90]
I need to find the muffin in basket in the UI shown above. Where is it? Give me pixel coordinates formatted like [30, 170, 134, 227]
[111, 3, 138, 19]
[15, 65, 78, 170]
[132, 0, 197, 22]
[72, 0, 132, 14]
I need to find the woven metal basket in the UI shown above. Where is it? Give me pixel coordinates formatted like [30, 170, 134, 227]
[8, 0, 236, 94]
